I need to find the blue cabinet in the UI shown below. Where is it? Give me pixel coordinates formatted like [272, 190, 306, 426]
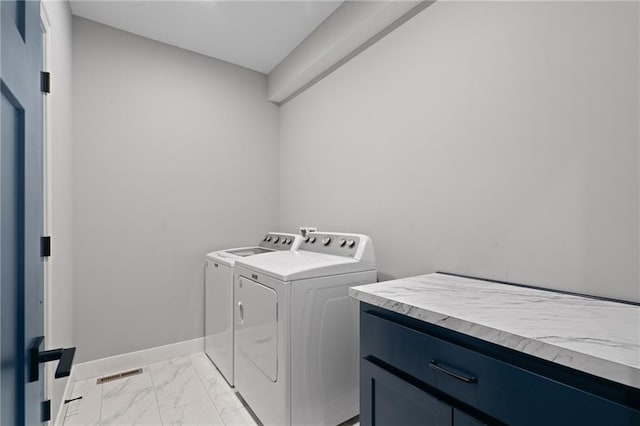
[359, 303, 640, 426]
[361, 359, 452, 426]
[453, 409, 485, 426]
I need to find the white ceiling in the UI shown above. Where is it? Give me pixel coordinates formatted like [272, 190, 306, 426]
[70, 1, 343, 74]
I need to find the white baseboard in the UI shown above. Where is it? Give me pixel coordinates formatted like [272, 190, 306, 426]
[70, 337, 205, 382]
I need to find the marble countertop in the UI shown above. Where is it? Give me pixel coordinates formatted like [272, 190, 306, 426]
[350, 273, 640, 389]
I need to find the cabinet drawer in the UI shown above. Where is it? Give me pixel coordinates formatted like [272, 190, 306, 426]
[361, 309, 640, 426]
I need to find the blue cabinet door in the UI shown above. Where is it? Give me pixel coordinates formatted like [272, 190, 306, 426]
[361, 359, 452, 426]
[1, 0, 45, 424]
[453, 409, 485, 426]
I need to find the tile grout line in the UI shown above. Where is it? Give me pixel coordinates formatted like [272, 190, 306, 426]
[100, 366, 162, 425]
[190, 355, 229, 424]
[58, 385, 70, 426]
[146, 362, 167, 425]
[64, 379, 80, 424]
[61, 381, 69, 425]
[97, 377, 104, 425]
[191, 354, 257, 426]
[64, 379, 92, 425]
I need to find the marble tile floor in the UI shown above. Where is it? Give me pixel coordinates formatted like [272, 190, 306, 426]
[62, 353, 259, 426]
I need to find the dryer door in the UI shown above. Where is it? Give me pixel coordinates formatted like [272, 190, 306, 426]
[236, 277, 278, 381]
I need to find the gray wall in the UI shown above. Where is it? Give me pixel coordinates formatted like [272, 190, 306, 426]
[43, 0, 74, 420]
[72, 17, 279, 362]
[279, 1, 640, 302]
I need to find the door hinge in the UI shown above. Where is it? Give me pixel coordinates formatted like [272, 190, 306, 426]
[41, 236, 51, 257]
[41, 71, 50, 93]
[41, 400, 51, 422]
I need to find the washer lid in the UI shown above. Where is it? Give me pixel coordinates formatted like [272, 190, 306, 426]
[226, 247, 273, 257]
[206, 246, 273, 266]
[235, 250, 375, 281]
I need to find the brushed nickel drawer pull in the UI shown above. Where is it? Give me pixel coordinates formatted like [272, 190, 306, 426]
[429, 360, 477, 384]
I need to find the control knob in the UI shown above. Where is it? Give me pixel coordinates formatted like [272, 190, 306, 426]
[338, 239, 346, 247]
[305, 236, 310, 243]
[309, 236, 316, 243]
[273, 236, 279, 243]
[266, 236, 272, 242]
[322, 236, 332, 246]
[347, 239, 355, 248]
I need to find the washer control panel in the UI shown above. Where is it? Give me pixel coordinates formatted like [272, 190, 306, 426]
[302, 232, 361, 257]
[259, 233, 298, 250]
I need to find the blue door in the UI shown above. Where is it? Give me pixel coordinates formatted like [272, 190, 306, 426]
[1, 0, 45, 424]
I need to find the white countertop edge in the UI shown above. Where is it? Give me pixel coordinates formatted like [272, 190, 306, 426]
[349, 286, 640, 389]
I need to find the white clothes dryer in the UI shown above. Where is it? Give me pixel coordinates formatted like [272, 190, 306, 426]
[205, 232, 302, 386]
[233, 232, 377, 426]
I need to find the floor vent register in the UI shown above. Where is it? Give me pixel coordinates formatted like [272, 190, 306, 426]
[96, 368, 143, 384]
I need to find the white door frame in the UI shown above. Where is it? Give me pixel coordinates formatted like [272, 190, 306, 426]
[40, 2, 54, 417]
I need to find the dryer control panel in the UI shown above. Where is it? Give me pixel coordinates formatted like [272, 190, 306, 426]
[302, 233, 360, 257]
[301, 232, 375, 266]
[259, 232, 302, 250]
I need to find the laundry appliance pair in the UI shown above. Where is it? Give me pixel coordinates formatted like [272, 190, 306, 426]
[205, 231, 377, 425]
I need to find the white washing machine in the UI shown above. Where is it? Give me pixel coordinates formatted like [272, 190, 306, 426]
[205, 232, 302, 386]
[233, 232, 377, 426]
